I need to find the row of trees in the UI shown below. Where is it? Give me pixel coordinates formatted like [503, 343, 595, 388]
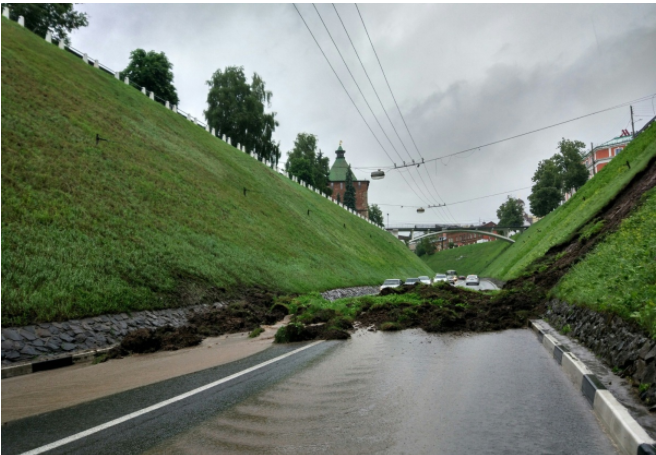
[12, 4, 389, 224]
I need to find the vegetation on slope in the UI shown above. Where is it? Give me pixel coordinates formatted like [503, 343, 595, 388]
[421, 240, 511, 276]
[1, 19, 432, 326]
[553, 187, 656, 335]
[481, 122, 656, 281]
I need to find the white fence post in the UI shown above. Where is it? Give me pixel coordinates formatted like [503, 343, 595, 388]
[211, 127, 215, 136]
[17, 16, 24, 26]
[2, 7, 9, 18]
[149, 91, 154, 100]
[141, 87, 146, 95]
[165, 100, 170, 109]
[114, 71, 120, 80]
[124, 76, 129, 85]
[94, 59, 99, 69]
[237, 143, 240, 151]
[58, 39, 65, 50]
[172, 105, 177, 113]
[45, 31, 52, 43]
[83, 53, 89, 64]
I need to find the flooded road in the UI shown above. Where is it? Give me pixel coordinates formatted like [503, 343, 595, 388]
[144, 329, 618, 455]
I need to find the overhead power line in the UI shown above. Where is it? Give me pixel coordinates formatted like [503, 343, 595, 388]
[352, 93, 656, 171]
[376, 186, 532, 209]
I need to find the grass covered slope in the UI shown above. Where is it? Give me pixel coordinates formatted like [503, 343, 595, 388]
[553, 187, 656, 334]
[1, 19, 432, 326]
[481, 123, 656, 281]
[421, 240, 511, 276]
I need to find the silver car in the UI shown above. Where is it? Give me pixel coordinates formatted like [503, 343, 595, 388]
[404, 278, 420, 286]
[433, 273, 447, 284]
[465, 275, 480, 286]
[418, 276, 432, 285]
[380, 279, 402, 291]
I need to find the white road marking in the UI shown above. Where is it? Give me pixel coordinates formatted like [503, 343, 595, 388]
[19, 340, 325, 455]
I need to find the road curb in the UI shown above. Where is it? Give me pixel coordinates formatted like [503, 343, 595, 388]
[530, 320, 656, 455]
[1, 345, 116, 379]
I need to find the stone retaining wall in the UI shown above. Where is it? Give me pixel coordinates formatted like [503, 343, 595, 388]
[1, 302, 227, 366]
[321, 286, 380, 301]
[546, 298, 656, 405]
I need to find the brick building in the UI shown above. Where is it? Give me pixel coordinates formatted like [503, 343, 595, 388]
[433, 222, 500, 250]
[584, 130, 633, 177]
[328, 143, 370, 218]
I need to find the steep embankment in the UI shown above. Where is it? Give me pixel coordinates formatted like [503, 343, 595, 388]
[1, 19, 432, 326]
[421, 240, 511, 276]
[481, 123, 656, 281]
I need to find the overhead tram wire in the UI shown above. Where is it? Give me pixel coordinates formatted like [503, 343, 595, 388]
[376, 185, 533, 209]
[310, 4, 442, 210]
[353, 4, 456, 221]
[292, 4, 431, 207]
[332, 3, 451, 223]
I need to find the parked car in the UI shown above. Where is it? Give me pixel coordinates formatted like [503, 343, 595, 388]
[434, 273, 448, 284]
[465, 275, 480, 286]
[418, 276, 432, 285]
[446, 275, 457, 285]
[458, 275, 466, 281]
[380, 279, 402, 291]
[404, 278, 420, 286]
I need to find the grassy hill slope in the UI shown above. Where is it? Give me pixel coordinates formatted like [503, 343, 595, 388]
[552, 186, 656, 334]
[1, 19, 432, 326]
[421, 240, 511, 276]
[481, 123, 656, 281]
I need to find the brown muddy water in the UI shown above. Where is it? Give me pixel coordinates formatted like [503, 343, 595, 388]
[144, 329, 618, 455]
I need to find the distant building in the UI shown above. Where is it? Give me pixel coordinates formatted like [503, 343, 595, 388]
[328, 143, 370, 218]
[584, 130, 633, 177]
[433, 222, 500, 250]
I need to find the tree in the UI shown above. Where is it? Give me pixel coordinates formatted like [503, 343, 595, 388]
[554, 138, 588, 195]
[497, 196, 525, 228]
[415, 237, 436, 257]
[343, 165, 357, 211]
[205, 66, 280, 165]
[285, 133, 332, 195]
[528, 157, 563, 217]
[369, 204, 384, 227]
[121, 49, 180, 106]
[2, 3, 88, 44]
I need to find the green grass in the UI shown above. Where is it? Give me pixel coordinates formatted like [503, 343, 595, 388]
[481, 122, 656, 281]
[1, 19, 432, 326]
[421, 240, 512, 276]
[553, 187, 656, 336]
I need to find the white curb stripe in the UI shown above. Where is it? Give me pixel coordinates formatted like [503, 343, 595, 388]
[19, 340, 324, 455]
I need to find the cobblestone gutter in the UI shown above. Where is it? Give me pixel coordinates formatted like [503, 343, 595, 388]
[1, 302, 228, 366]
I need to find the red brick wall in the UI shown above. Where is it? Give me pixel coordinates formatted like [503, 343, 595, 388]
[329, 181, 370, 218]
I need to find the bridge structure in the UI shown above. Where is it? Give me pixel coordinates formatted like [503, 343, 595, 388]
[384, 224, 530, 244]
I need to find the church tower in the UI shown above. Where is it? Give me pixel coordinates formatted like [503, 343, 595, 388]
[327, 142, 370, 218]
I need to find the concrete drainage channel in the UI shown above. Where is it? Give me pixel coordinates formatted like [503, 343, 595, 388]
[531, 319, 656, 455]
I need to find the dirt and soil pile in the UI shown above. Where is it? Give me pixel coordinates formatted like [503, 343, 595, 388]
[358, 282, 545, 334]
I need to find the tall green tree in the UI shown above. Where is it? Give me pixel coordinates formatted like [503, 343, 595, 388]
[416, 237, 436, 257]
[554, 138, 589, 195]
[369, 204, 384, 226]
[121, 49, 179, 105]
[2, 3, 88, 44]
[343, 165, 357, 211]
[205, 66, 280, 165]
[497, 196, 525, 227]
[528, 157, 564, 217]
[285, 133, 331, 195]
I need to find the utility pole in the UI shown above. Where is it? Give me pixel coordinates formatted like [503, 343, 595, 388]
[630, 105, 635, 137]
[591, 142, 596, 176]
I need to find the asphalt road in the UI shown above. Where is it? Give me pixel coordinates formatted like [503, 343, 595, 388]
[2, 329, 620, 455]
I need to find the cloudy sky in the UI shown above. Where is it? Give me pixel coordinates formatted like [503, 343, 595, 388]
[69, 3, 656, 227]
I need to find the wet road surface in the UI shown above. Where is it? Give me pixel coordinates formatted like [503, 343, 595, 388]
[3, 329, 620, 454]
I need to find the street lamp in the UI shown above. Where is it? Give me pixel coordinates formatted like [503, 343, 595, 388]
[371, 169, 385, 180]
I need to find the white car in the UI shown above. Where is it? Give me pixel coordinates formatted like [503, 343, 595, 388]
[418, 276, 432, 285]
[380, 279, 402, 291]
[465, 275, 480, 286]
[433, 273, 448, 284]
[404, 278, 420, 286]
